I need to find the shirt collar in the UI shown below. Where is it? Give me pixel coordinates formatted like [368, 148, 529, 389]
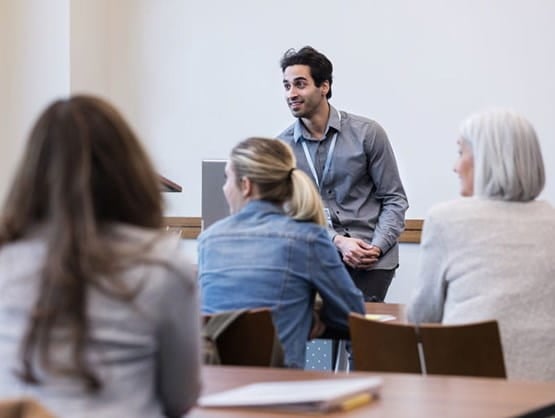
[293, 105, 341, 143]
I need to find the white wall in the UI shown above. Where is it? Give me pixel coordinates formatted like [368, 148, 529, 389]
[0, 0, 70, 200]
[70, 0, 110, 98]
[2, 1, 555, 303]
[0, 2, 7, 197]
[164, 0, 555, 218]
[165, 0, 555, 303]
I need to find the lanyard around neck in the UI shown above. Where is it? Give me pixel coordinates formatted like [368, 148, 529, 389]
[301, 111, 341, 191]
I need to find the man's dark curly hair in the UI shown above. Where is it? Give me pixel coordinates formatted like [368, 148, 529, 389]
[280, 46, 333, 99]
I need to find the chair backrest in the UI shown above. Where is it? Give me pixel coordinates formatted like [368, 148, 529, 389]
[419, 320, 506, 378]
[348, 313, 422, 373]
[349, 314, 506, 378]
[203, 308, 283, 367]
[0, 398, 57, 418]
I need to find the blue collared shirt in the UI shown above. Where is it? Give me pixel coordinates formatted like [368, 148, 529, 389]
[278, 106, 409, 270]
[198, 200, 365, 368]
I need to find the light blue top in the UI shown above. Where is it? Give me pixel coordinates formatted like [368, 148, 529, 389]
[198, 200, 365, 368]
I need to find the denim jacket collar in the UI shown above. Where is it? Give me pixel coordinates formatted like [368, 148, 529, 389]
[239, 199, 285, 217]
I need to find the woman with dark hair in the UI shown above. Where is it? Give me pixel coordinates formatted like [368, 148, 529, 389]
[0, 96, 201, 416]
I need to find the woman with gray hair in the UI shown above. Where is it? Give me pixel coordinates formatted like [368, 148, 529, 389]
[408, 109, 555, 381]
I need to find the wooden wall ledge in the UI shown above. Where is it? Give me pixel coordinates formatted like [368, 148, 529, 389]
[163, 217, 202, 239]
[401, 219, 424, 243]
[163, 217, 423, 243]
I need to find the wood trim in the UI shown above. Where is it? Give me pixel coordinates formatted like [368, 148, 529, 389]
[160, 175, 182, 192]
[163, 217, 201, 239]
[163, 217, 423, 243]
[400, 219, 424, 243]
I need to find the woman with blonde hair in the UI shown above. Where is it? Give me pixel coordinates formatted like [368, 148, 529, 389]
[198, 137, 365, 369]
[408, 109, 555, 381]
[0, 96, 201, 416]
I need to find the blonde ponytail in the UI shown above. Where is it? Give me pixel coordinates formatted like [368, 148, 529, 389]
[286, 169, 326, 226]
[231, 137, 326, 226]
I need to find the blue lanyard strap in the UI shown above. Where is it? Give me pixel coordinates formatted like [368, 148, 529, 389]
[301, 112, 341, 191]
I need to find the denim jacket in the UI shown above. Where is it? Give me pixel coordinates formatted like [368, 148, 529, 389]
[198, 200, 365, 368]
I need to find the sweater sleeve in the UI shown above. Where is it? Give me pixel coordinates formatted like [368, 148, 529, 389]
[407, 211, 448, 324]
[155, 263, 202, 417]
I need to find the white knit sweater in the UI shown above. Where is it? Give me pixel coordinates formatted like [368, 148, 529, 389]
[408, 198, 555, 381]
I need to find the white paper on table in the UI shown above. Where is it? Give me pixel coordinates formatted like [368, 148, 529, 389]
[364, 314, 396, 322]
[197, 376, 382, 411]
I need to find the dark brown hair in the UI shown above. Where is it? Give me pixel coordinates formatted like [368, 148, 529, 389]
[0, 95, 163, 390]
[280, 46, 334, 99]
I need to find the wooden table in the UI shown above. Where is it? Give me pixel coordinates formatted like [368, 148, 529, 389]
[364, 302, 407, 323]
[189, 366, 555, 417]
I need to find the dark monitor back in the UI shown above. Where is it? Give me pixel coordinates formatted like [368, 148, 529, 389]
[201, 160, 229, 230]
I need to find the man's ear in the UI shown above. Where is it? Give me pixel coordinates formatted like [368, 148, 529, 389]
[320, 80, 330, 97]
[240, 176, 253, 198]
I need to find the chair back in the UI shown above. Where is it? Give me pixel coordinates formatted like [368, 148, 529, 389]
[0, 398, 56, 418]
[349, 313, 422, 373]
[203, 308, 283, 367]
[419, 320, 506, 378]
[349, 314, 506, 378]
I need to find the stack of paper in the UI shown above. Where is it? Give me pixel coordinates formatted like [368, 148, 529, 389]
[197, 376, 382, 413]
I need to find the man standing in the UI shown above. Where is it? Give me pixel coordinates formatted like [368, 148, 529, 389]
[277, 46, 408, 302]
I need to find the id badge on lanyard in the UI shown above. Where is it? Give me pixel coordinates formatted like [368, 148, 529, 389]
[301, 127, 339, 193]
[323, 207, 333, 229]
[302, 111, 341, 232]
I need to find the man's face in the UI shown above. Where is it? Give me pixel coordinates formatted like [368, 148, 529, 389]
[282, 64, 329, 119]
